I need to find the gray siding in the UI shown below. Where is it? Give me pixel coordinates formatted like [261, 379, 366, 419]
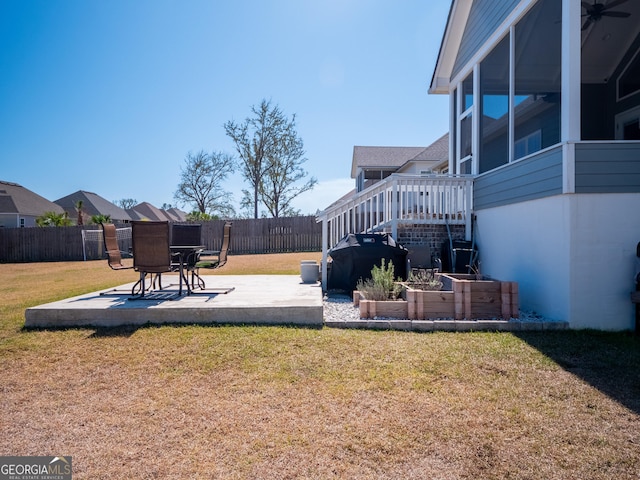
[575, 143, 640, 193]
[452, 0, 520, 79]
[474, 146, 563, 210]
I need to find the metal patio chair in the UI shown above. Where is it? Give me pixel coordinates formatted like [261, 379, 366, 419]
[130, 221, 177, 300]
[101, 223, 133, 271]
[196, 221, 231, 271]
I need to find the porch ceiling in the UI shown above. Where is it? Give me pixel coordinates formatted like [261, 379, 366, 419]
[581, 0, 640, 83]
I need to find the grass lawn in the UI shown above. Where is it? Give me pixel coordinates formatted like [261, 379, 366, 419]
[1, 253, 639, 479]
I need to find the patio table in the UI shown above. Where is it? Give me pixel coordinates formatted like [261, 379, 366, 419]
[170, 245, 205, 295]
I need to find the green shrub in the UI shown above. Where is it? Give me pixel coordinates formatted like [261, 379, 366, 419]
[356, 259, 402, 300]
[405, 270, 443, 291]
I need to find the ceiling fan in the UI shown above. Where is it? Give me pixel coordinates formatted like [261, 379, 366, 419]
[582, 0, 631, 31]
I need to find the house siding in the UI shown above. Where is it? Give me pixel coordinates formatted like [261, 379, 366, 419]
[474, 146, 563, 210]
[575, 143, 640, 193]
[0, 214, 18, 228]
[452, 0, 520, 79]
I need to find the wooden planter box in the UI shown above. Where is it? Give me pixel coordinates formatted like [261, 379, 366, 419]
[403, 288, 455, 320]
[354, 291, 409, 319]
[353, 274, 518, 320]
[359, 298, 408, 319]
[439, 273, 519, 320]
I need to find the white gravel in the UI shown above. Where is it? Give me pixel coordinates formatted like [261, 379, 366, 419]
[322, 292, 360, 322]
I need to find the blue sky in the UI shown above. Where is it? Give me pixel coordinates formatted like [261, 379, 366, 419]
[0, 0, 451, 216]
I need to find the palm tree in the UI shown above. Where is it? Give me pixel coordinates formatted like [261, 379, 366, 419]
[36, 211, 73, 227]
[75, 200, 84, 226]
[90, 214, 111, 225]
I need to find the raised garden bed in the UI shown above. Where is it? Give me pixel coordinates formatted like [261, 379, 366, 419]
[355, 273, 518, 320]
[440, 273, 519, 320]
[357, 296, 409, 319]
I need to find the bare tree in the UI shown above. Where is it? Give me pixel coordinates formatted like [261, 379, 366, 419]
[225, 99, 316, 218]
[260, 126, 317, 217]
[174, 150, 235, 217]
[115, 198, 138, 210]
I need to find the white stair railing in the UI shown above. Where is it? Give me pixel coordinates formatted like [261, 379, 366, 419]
[316, 173, 474, 289]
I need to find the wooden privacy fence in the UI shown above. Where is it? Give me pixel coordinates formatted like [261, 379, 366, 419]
[0, 216, 322, 263]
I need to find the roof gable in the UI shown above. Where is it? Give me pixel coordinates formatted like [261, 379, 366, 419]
[129, 202, 172, 222]
[351, 134, 449, 177]
[166, 208, 188, 222]
[54, 190, 131, 221]
[0, 180, 64, 216]
[351, 147, 427, 178]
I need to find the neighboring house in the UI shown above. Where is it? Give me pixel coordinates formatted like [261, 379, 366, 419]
[55, 191, 132, 224]
[128, 202, 177, 222]
[318, 0, 640, 331]
[0, 180, 65, 228]
[165, 207, 188, 222]
[352, 134, 449, 193]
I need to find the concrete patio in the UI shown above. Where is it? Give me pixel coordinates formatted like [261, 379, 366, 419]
[24, 275, 324, 329]
[24, 273, 568, 332]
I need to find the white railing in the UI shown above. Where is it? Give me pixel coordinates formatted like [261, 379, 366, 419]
[316, 173, 474, 289]
[317, 174, 474, 246]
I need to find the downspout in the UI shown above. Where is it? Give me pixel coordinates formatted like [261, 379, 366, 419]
[320, 214, 328, 292]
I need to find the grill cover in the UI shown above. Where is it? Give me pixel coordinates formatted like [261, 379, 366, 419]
[328, 233, 408, 292]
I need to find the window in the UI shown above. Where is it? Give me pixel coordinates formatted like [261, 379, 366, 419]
[618, 49, 640, 100]
[462, 74, 473, 111]
[452, 0, 561, 175]
[514, 0, 561, 155]
[515, 130, 542, 159]
[20, 218, 25, 228]
[615, 106, 640, 140]
[458, 73, 474, 175]
[480, 35, 510, 173]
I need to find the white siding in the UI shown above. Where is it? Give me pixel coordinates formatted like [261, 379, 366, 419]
[475, 193, 640, 330]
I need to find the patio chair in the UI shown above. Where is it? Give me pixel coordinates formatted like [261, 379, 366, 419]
[196, 221, 232, 271]
[188, 221, 234, 295]
[101, 223, 133, 271]
[130, 221, 176, 299]
[171, 223, 204, 289]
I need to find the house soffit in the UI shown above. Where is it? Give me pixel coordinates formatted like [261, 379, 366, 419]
[430, 0, 473, 94]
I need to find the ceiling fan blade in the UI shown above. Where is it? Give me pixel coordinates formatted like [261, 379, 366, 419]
[601, 0, 629, 11]
[601, 11, 631, 17]
[581, 1, 593, 9]
[582, 17, 594, 30]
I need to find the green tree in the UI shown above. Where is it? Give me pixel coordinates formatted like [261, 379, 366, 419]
[224, 99, 316, 218]
[186, 211, 213, 221]
[36, 211, 72, 227]
[90, 214, 111, 225]
[174, 150, 236, 217]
